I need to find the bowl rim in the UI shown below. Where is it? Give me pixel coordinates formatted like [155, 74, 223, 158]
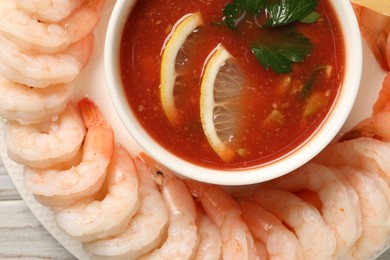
[105, 0, 363, 186]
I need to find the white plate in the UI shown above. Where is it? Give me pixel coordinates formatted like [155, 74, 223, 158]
[0, 0, 388, 259]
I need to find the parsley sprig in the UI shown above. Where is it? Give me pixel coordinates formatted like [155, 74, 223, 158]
[223, 0, 319, 74]
[251, 28, 314, 74]
[264, 0, 318, 27]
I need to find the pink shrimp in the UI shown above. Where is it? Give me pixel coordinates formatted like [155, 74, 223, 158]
[193, 206, 223, 260]
[141, 166, 198, 259]
[185, 180, 259, 260]
[371, 72, 390, 140]
[353, 5, 390, 71]
[267, 162, 363, 257]
[84, 158, 169, 259]
[23, 98, 114, 207]
[238, 200, 305, 260]
[238, 188, 337, 259]
[53, 145, 140, 242]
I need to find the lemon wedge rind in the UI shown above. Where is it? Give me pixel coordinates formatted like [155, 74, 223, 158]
[200, 44, 236, 162]
[160, 12, 203, 124]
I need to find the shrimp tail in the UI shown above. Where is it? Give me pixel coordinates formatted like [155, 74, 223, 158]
[341, 73, 390, 141]
[78, 97, 108, 127]
[373, 72, 390, 113]
[78, 97, 114, 160]
[137, 152, 174, 186]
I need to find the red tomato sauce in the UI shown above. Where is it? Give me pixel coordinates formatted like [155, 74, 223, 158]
[120, 0, 345, 169]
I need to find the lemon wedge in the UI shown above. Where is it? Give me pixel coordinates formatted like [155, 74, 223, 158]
[200, 44, 244, 162]
[160, 12, 203, 124]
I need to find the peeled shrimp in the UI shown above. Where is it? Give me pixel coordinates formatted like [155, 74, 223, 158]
[53, 145, 139, 242]
[0, 0, 103, 54]
[14, 0, 86, 23]
[0, 33, 93, 88]
[23, 98, 114, 207]
[314, 137, 390, 185]
[193, 207, 222, 260]
[238, 200, 305, 260]
[0, 74, 74, 125]
[84, 158, 169, 259]
[255, 241, 270, 260]
[240, 188, 337, 259]
[372, 73, 390, 140]
[340, 166, 390, 259]
[354, 5, 390, 70]
[140, 168, 198, 260]
[5, 102, 85, 169]
[185, 180, 259, 260]
[268, 162, 363, 256]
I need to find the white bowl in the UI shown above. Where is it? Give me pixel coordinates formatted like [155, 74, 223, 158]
[105, 0, 362, 186]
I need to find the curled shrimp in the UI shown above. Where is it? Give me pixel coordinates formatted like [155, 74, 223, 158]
[53, 145, 140, 242]
[238, 200, 305, 260]
[320, 75, 390, 185]
[193, 207, 222, 260]
[371, 73, 390, 140]
[239, 188, 337, 259]
[0, 74, 74, 125]
[314, 137, 390, 185]
[14, 0, 86, 23]
[340, 166, 390, 259]
[23, 98, 114, 208]
[185, 180, 259, 260]
[267, 162, 363, 256]
[354, 5, 390, 70]
[84, 158, 169, 259]
[5, 102, 85, 169]
[0, 0, 103, 54]
[140, 167, 198, 260]
[0, 33, 93, 88]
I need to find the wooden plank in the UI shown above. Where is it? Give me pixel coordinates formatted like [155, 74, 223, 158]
[0, 160, 21, 200]
[0, 200, 75, 259]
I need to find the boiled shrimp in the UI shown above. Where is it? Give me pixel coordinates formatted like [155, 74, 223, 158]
[371, 73, 390, 140]
[193, 207, 222, 260]
[185, 180, 259, 260]
[255, 241, 270, 260]
[340, 166, 390, 259]
[0, 74, 74, 125]
[354, 5, 390, 70]
[53, 145, 139, 242]
[314, 137, 390, 185]
[14, 0, 86, 23]
[0, 0, 103, 54]
[140, 167, 198, 260]
[239, 188, 337, 259]
[83, 158, 169, 259]
[23, 98, 114, 208]
[5, 102, 85, 169]
[268, 162, 363, 256]
[238, 200, 305, 260]
[0, 33, 93, 88]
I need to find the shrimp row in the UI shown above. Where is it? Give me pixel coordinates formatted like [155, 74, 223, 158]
[0, 0, 105, 169]
[16, 96, 390, 260]
[0, 0, 103, 129]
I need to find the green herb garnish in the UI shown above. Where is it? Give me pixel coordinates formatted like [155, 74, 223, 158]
[300, 11, 321, 23]
[300, 65, 326, 97]
[222, 0, 319, 74]
[301, 70, 320, 98]
[223, 0, 267, 29]
[251, 28, 314, 74]
[264, 0, 318, 27]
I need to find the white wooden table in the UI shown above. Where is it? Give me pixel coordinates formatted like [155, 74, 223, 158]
[1, 156, 390, 260]
[0, 159, 75, 259]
